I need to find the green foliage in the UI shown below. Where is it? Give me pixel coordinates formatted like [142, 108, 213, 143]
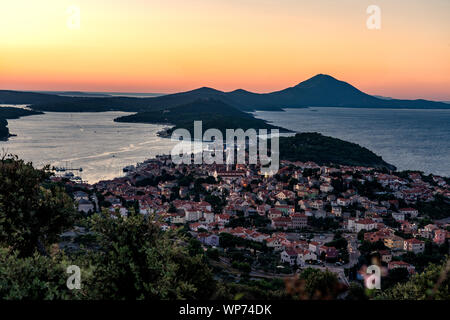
[231, 261, 251, 273]
[399, 251, 446, 273]
[345, 282, 368, 300]
[416, 194, 450, 219]
[206, 248, 220, 261]
[0, 248, 81, 300]
[382, 267, 410, 290]
[357, 229, 367, 241]
[325, 237, 348, 250]
[84, 213, 216, 299]
[219, 232, 268, 252]
[279, 133, 395, 170]
[376, 258, 450, 300]
[287, 268, 343, 299]
[308, 217, 339, 231]
[0, 156, 76, 256]
[204, 194, 225, 214]
[358, 240, 387, 254]
[215, 280, 287, 300]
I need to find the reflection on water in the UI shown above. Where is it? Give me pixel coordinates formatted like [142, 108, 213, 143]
[2, 108, 449, 182]
[1, 112, 179, 183]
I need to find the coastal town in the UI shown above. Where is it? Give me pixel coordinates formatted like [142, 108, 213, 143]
[55, 153, 450, 289]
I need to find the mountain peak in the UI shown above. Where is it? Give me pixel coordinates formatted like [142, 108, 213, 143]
[295, 74, 340, 87]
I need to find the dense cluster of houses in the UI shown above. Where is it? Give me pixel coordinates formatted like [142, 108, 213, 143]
[55, 154, 450, 276]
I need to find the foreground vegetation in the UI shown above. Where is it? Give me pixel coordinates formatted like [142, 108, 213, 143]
[0, 156, 448, 300]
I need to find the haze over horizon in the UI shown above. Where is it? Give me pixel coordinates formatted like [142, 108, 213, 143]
[1, 0, 449, 100]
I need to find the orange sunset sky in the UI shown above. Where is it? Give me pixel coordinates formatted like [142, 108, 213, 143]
[1, 0, 449, 100]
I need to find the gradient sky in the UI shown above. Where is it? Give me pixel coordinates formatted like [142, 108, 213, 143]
[1, 0, 449, 100]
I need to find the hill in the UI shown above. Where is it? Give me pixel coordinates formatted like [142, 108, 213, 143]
[278, 132, 396, 170]
[2, 74, 448, 113]
[114, 98, 289, 136]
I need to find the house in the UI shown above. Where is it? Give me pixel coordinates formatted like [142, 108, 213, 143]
[268, 208, 283, 220]
[347, 218, 357, 232]
[388, 261, 415, 274]
[281, 249, 298, 265]
[364, 230, 390, 243]
[189, 222, 210, 232]
[379, 250, 392, 264]
[198, 233, 220, 247]
[271, 217, 292, 230]
[308, 241, 320, 255]
[266, 237, 283, 251]
[313, 210, 327, 219]
[433, 229, 446, 245]
[297, 249, 317, 266]
[320, 183, 334, 193]
[78, 199, 94, 213]
[401, 221, 417, 234]
[274, 205, 295, 215]
[203, 211, 215, 223]
[184, 208, 201, 222]
[275, 190, 295, 201]
[331, 206, 342, 217]
[109, 205, 128, 218]
[171, 213, 185, 224]
[399, 208, 419, 218]
[323, 246, 338, 260]
[424, 224, 439, 233]
[384, 235, 405, 251]
[391, 212, 405, 222]
[215, 214, 231, 225]
[403, 238, 425, 254]
[355, 219, 377, 233]
[105, 196, 121, 205]
[73, 191, 89, 201]
[213, 170, 246, 179]
[310, 200, 324, 210]
[290, 213, 308, 229]
[337, 198, 351, 206]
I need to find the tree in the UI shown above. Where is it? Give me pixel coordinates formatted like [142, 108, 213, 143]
[325, 237, 348, 250]
[285, 268, 345, 299]
[206, 248, 220, 261]
[376, 258, 450, 300]
[345, 282, 368, 300]
[84, 213, 216, 299]
[0, 156, 75, 257]
[0, 248, 81, 300]
[382, 267, 410, 290]
[168, 203, 177, 213]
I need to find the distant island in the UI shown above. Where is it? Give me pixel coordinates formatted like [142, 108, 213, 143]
[1, 74, 449, 114]
[0, 73, 444, 168]
[113, 98, 289, 137]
